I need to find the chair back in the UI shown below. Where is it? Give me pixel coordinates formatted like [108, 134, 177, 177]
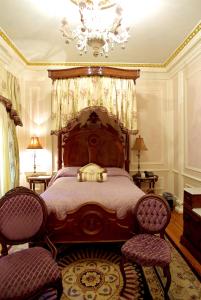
[0, 186, 48, 246]
[135, 194, 171, 234]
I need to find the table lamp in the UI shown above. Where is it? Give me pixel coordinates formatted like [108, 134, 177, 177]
[27, 136, 43, 175]
[132, 135, 148, 177]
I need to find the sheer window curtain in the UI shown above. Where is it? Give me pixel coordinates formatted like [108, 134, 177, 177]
[51, 76, 137, 133]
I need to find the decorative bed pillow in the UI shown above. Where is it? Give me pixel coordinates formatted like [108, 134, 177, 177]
[77, 163, 107, 182]
[48, 167, 80, 187]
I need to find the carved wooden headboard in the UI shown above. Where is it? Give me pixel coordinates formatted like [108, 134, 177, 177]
[55, 108, 130, 171]
[48, 66, 140, 173]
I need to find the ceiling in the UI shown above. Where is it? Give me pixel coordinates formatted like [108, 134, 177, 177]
[0, 0, 201, 67]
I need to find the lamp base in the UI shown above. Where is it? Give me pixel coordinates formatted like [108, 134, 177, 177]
[30, 172, 38, 177]
[135, 171, 141, 177]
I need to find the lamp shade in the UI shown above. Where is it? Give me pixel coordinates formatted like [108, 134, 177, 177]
[132, 135, 147, 151]
[27, 136, 43, 149]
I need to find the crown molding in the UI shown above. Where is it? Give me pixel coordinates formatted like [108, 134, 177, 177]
[163, 22, 201, 68]
[0, 30, 28, 65]
[0, 22, 200, 69]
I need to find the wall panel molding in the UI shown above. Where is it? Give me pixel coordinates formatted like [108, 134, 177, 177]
[136, 80, 168, 168]
[184, 67, 201, 172]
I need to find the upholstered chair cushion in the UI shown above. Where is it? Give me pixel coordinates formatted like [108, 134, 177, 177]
[0, 247, 61, 300]
[121, 234, 171, 267]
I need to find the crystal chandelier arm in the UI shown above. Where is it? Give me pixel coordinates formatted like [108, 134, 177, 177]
[111, 4, 123, 33]
[111, 17, 122, 33]
[79, 6, 85, 27]
[60, 18, 73, 42]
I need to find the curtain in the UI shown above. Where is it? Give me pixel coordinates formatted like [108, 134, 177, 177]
[0, 103, 11, 196]
[8, 119, 19, 188]
[0, 67, 21, 197]
[7, 72, 21, 116]
[0, 103, 20, 197]
[51, 76, 137, 133]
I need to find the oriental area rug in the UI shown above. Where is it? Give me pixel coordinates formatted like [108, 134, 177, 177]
[56, 241, 201, 300]
[57, 244, 152, 300]
[6, 239, 201, 300]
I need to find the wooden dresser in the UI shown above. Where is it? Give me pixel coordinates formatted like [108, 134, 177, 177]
[180, 188, 201, 263]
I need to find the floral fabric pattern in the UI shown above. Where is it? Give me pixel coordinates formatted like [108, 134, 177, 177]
[51, 76, 137, 133]
[0, 65, 21, 197]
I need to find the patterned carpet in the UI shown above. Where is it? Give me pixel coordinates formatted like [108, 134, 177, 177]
[57, 244, 152, 300]
[4, 239, 201, 300]
[57, 241, 201, 300]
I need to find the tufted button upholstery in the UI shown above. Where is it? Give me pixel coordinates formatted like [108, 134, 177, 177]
[136, 197, 169, 233]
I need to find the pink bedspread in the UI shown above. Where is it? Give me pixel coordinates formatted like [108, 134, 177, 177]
[41, 167, 145, 220]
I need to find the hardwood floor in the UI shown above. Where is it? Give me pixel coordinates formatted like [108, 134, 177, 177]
[166, 210, 201, 278]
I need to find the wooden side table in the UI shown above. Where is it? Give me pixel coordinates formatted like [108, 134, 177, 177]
[133, 174, 158, 191]
[27, 175, 52, 192]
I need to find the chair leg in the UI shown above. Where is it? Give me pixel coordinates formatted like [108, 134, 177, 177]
[163, 265, 171, 297]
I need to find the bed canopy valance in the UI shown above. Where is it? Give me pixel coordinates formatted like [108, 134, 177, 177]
[48, 66, 140, 80]
[48, 67, 140, 134]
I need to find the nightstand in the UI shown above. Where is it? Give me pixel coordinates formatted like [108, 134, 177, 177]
[27, 175, 52, 192]
[133, 174, 158, 191]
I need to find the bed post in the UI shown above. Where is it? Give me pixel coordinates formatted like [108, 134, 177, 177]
[58, 133, 62, 170]
[125, 132, 130, 173]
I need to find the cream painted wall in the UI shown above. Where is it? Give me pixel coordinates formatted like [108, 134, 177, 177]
[184, 58, 201, 181]
[130, 75, 171, 195]
[170, 43, 201, 212]
[18, 70, 53, 187]
[1, 36, 201, 206]
[185, 65, 201, 170]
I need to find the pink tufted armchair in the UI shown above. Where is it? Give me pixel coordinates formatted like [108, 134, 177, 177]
[121, 194, 171, 297]
[0, 186, 63, 300]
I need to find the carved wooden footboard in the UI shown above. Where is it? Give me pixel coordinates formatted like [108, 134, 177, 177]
[47, 202, 135, 244]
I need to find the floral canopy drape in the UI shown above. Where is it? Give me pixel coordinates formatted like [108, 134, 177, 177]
[0, 65, 22, 197]
[51, 76, 137, 134]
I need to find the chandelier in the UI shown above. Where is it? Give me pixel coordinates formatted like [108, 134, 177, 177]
[60, 0, 130, 57]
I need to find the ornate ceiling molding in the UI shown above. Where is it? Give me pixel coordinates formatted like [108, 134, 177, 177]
[0, 30, 28, 65]
[0, 22, 200, 68]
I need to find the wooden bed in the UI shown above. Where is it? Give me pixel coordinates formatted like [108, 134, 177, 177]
[45, 66, 141, 244]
